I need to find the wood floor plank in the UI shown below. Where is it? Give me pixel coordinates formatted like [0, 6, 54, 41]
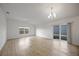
[1, 36, 79, 56]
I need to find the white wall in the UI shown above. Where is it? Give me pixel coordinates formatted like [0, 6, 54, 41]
[7, 19, 36, 39]
[36, 27, 53, 39]
[0, 8, 7, 50]
[71, 18, 79, 45]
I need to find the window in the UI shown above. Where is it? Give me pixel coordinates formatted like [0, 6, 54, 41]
[19, 27, 30, 34]
[19, 28, 25, 34]
[24, 28, 29, 34]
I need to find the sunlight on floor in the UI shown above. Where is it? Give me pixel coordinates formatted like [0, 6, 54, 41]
[18, 37, 31, 50]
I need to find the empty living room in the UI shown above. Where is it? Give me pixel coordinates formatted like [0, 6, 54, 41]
[0, 2, 79, 57]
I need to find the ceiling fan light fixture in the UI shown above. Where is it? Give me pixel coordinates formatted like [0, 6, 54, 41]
[48, 7, 56, 19]
[48, 13, 52, 19]
[53, 12, 56, 18]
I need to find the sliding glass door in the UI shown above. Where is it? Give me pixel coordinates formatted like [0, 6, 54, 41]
[53, 25, 60, 39]
[61, 25, 68, 40]
[53, 25, 68, 40]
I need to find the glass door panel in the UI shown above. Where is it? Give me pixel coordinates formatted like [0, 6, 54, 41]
[53, 25, 60, 39]
[61, 25, 68, 40]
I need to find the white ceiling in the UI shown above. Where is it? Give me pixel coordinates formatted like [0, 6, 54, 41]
[0, 3, 79, 25]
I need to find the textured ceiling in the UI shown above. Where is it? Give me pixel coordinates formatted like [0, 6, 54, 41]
[0, 3, 79, 25]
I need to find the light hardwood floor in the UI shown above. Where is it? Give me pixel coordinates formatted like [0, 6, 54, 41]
[0, 36, 79, 56]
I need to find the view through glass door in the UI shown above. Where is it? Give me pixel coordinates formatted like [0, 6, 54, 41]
[53, 25, 60, 39]
[53, 25, 68, 41]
